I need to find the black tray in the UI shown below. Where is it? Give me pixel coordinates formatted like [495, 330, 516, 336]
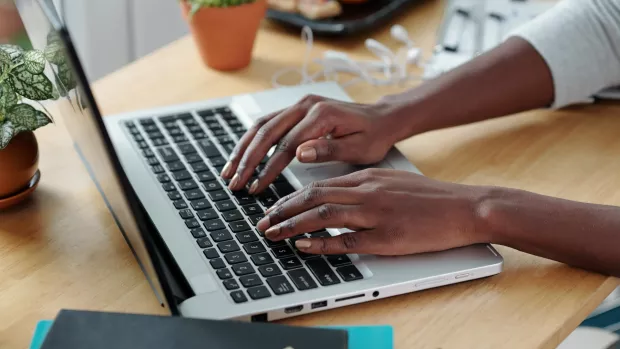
[266, 0, 425, 36]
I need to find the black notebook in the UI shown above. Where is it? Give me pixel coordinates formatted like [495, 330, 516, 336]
[40, 310, 348, 349]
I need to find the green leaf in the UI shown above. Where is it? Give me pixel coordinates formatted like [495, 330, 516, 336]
[57, 62, 76, 92]
[7, 104, 39, 131]
[0, 120, 15, 149]
[35, 109, 52, 128]
[45, 31, 65, 65]
[0, 83, 18, 122]
[9, 64, 55, 100]
[0, 45, 25, 65]
[0, 50, 11, 77]
[24, 50, 46, 74]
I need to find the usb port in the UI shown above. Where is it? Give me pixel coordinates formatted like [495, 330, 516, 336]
[311, 301, 327, 309]
[284, 305, 303, 314]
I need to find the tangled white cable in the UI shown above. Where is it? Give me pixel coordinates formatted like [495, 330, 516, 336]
[271, 26, 426, 89]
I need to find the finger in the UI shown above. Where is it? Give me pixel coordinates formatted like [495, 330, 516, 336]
[296, 135, 365, 163]
[221, 111, 278, 179]
[257, 187, 364, 232]
[294, 230, 389, 255]
[230, 95, 324, 190]
[264, 204, 373, 241]
[248, 101, 344, 194]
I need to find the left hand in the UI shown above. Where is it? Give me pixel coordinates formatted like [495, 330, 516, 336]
[256, 168, 490, 256]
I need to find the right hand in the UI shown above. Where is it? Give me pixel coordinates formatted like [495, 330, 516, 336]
[222, 94, 409, 194]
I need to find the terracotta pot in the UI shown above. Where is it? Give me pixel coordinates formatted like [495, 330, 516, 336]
[0, 4, 23, 40]
[0, 131, 39, 199]
[181, 0, 267, 71]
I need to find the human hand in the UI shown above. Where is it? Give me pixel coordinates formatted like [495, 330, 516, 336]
[221, 94, 411, 194]
[256, 168, 491, 256]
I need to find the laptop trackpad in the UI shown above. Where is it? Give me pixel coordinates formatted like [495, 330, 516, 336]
[288, 161, 394, 187]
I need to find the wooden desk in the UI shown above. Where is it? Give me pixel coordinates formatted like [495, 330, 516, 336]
[1, 1, 618, 348]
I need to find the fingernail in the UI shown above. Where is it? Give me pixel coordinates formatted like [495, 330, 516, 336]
[265, 225, 280, 239]
[221, 162, 233, 178]
[299, 147, 317, 162]
[296, 240, 311, 249]
[257, 216, 271, 232]
[248, 180, 259, 194]
[229, 174, 240, 189]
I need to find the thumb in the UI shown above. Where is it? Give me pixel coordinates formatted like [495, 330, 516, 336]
[296, 135, 364, 163]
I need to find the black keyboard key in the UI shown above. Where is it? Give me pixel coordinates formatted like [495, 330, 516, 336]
[217, 135, 234, 144]
[197, 208, 218, 221]
[210, 258, 226, 269]
[223, 279, 240, 290]
[151, 164, 165, 174]
[172, 170, 192, 181]
[233, 192, 256, 206]
[273, 182, 296, 197]
[178, 113, 194, 121]
[147, 131, 164, 139]
[178, 143, 197, 155]
[244, 241, 266, 255]
[280, 256, 303, 270]
[217, 240, 240, 253]
[203, 248, 219, 259]
[272, 245, 294, 258]
[205, 219, 226, 231]
[167, 127, 182, 136]
[133, 134, 145, 142]
[209, 156, 226, 167]
[297, 251, 320, 260]
[198, 109, 215, 117]
[204, 181, 222, 192]
[221, 143, 236, 155]
[251, 253, 274, 266]
[258, 189, 278, 207]
[147, 157, 160, 166]
[188, 125, 202, 133]
[190, 228, 207, 238]
[212, 128, 228, 137]
[231, 125, 246, 133]
[214, 165, 225, 173]
[197, 171, 216, 183]
[196, 237, 212, 248]
[167, 161, 186, 172]
[273, 174, 285, 183]
[266, 275, 295, 295]
[173, 135, 188, 143]
[184, 189, 205, 201]
[306, 259, 341, 286]
[248, 214, 264, 226]
[157, 174, 171, 183]
[205, 121, 221, 130]
[236, 231, 258, 243]
[192, 131, 207, 139]
[235, 131, 246, 138]
[327, 255, 352, 267]
[247, 286, 270, 299]
[241, 204, 263, 215]
[185, 219, 200, 229]
[215, 200, 235, 212]
[179, 209, 194, 220]
[140, 118, 155, 126]
[225, 251, 248, 265]
[191, 161, 210, 173]
[337, 265, 363, 282]
[230, 290, 247, 303]
[222, 210, 243, 222]
[159, 115, 177, 123]
[173, 200, 188, 209]
[229, 221, 251, 233]
[142, 148, 155, 157]
[209, 190, 229, 202]
[198, 140, 221, 157]
[287, 269, 318, 291]
[162, 183, 176, 192]
[185, 153, 202, 163]
[225, 118, 241, 127]
[215, 107, 231, 114]
[210, 229, 232, 242]
[258, 264, 282, 277]
[157, 147, 179, 163]
[152, 138, 168, 147]
[232, 263, 254, 276]
[240, 274, 263, 288]
[179, 179, 198, 191]
[217, 268, 232, 280]
[256, 228, 265, 237]
[191, 198, 211, 210]
[310, 231, 331, 238]
[168, 191, 182, 200]
[265, 239, 287, 248]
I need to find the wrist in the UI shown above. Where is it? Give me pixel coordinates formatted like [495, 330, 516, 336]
[470, 185, 514, 246]
[374, 90, 437, 142]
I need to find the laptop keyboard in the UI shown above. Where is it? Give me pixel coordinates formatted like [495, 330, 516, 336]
[124, 106, 364, 304]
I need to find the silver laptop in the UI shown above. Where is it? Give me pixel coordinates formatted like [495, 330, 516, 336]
[18, 0, 503, 322]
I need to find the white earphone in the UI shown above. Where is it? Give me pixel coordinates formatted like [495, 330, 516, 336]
[271, 25, 426, 88]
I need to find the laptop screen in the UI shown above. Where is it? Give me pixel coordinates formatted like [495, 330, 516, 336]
[14, 0, 176, 312]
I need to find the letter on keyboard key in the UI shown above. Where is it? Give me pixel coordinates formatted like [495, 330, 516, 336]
[229, 221, 250, 233]
[197, 208, 218, 221]
[173, 200, 187, 209]
[191, 228, 207, 238]
[208, 190, 229, 202]
[204, 219, 226, 231]
[191, 162, 210, 173]
[168, 191, 182, 200]
[258, 264, 282, 277]
[172, 170, 192, 181]
[224, 251, 248, 265]
[306, 259, 341, 286]
[223, 279, 240, 290]
[326, 255, 351, 267]
[251, 253, 274, 266]
[179, 180, 198, 191]
[204, 181, 222, 192]
[247, 286, 271, 300]
[198, 140, 221, 157]
[210, 258, 226, 269]
[217, 268, 232, 280]
[191, 198, 211, 210]
[157, 147, 179, 163]
[185, 219, 200, 229]
[196, 237, 212, 248]
[185, 153, 202, 163]
[240, 274, 263, 288]
[217, 240, 240, 253]
[243, 241, 266, 254]
[287, 269, 318, 290]
[210, 229, 232, 242]
[280, 256, 303, 270]
[272, 245, 294, 258]
[236, 231, 258, 243]
[336, 265, 363, 282]
[222, 210, 243, 222]
[215, 200, 235, 212]
[178, 143, 197, 154]
[161, 183, 176, 192]
[184, 189, 205, 201]
[248, 214, 264, 226]
[241, 204, 262, 215]
[167, 161, 186, 172]
[197, 171, 216, 183]
[232, 262, 255, 276]
[266, 275, 295, 295]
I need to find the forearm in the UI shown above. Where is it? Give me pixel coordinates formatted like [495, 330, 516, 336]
[477, 187, 620, 278]
[380, 37, 554, 140]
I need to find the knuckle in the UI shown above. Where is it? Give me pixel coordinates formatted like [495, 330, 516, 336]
[302, 94, 322, 105]
[324, 140, 338, 157]
[319, 238, 331, 254]
[282, 218, 297, 233]
[255, 125, 272, 141]
[254, 116, 269, 128]
[301, 187, 321, 204]
[270, 205, 285, 222]
[318, 204, 337, 221]
[275, 137, 293, 153]
[340, 233, 358, 250]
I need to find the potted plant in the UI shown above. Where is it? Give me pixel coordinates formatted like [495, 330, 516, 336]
[180, 0, 267, 71]
[0, 43, 55, 208]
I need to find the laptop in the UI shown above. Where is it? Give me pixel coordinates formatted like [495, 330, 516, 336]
[16, 0, 503, 321]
